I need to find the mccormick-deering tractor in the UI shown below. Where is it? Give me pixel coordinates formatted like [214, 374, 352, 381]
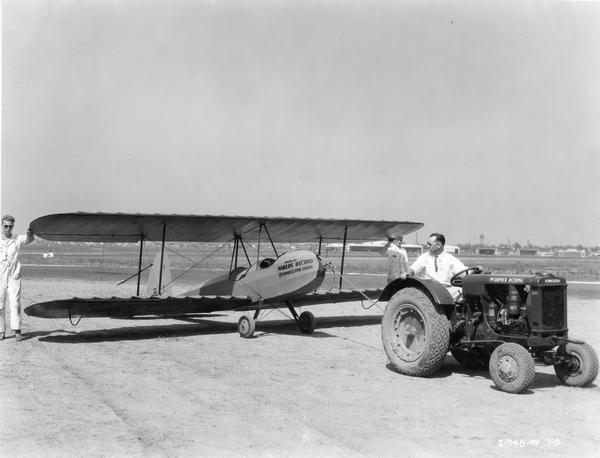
[380, 268, 598, 393]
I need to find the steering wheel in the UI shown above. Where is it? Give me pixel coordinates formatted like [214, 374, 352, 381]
[450, 266, 483, 287]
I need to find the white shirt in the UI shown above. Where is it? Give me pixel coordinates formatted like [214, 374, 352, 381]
[410, 251, 466, 286]
[385, 244, 409, 281]
[0, 234, 33, 281]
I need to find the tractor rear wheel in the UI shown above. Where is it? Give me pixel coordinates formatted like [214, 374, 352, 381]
[381, 287, 450, 377]
[554, 342, 599, 387]
[489, 343, 535, 393]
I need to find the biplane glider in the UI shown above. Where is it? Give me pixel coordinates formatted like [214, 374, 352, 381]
[25, 213, 423, 337]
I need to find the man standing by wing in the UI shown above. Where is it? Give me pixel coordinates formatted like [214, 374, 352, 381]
[380, 237, 410, 283]
[0, 215, 35, 341]
[408, 232, 466, 300]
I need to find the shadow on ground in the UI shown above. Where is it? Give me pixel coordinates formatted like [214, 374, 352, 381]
[36, 314, 382, 343]
[383, 355, 585, 393]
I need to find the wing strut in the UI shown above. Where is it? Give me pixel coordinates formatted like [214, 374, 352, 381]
[318, 236, 323, 256]
[239, 237, 251, 265]
[230, 234, 252, 273]
[136, 234, 144, 295]
[262, 224, 278, 257]
[339, 225, 348, 289]
[230, 236, 239, 272]
[256, 225, 262, 265]
[158, 224, 166, 294]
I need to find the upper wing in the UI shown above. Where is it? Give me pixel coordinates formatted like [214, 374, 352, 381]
[30, 212, 424, 243]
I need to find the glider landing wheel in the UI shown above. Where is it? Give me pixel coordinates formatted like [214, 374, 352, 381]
[299, 311, 316, 334]
[238, 315, 256, 338]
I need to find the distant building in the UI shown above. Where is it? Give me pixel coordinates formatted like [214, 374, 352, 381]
[478, 247, 497, 255]
[558, 249, 585, 258]
[518, 248, 538, 256]
[347, 241, 423, 256]
[444, 245, 460, 255]
[326, 243, 347, 253]
[403, 243, 424, 256]
[538, 251, 555, 257]
[348, 241, 380, 253]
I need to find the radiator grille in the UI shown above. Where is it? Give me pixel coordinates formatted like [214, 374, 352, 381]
[540, 286, 565, 330]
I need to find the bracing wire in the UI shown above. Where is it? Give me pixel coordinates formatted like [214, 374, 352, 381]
[324, 262, 383, 311]
[100, 242, 105, 297]
[162, 237, 236, 288]
[69, 305, 83, 326]
[156, 230, 266, 300]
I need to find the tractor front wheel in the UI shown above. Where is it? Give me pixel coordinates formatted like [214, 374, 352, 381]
[381, 287, 450, 377]
[554, 342, 599, 387]
[489, 343, 535, 393]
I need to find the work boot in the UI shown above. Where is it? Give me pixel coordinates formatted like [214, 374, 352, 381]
[14, 330, 22, 342]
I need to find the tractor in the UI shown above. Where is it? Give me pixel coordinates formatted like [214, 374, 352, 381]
[380, 268, 599, 393]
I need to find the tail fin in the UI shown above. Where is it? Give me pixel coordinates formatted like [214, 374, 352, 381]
[145, 251, 173, 296]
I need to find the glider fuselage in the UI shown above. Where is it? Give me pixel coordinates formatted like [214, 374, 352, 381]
[194, 250, 325, 302]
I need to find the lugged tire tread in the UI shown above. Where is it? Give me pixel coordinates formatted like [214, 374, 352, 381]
[554, 342, 599, 387]
[489, 342, 535, 394]
[381, 287, 450, 377]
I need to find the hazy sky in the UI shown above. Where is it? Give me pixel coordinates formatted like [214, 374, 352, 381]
[2, 0, 599, 246]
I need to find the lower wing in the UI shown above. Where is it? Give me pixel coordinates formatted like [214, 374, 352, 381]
[24, 288, 384, 319]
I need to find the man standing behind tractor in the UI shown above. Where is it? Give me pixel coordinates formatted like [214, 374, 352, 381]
[409, 232, 466, 300]
[0, 215, 35, 341]
[380, 237, 410, 283]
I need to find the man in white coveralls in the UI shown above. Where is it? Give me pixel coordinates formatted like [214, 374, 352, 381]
[380, 237, 410, 283]
[0, 215, 35, 341]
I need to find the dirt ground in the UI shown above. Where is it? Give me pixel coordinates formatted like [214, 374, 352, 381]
[1, 275, 599, 457]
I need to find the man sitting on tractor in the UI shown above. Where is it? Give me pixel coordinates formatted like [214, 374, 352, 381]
[408, 232, 466, 301]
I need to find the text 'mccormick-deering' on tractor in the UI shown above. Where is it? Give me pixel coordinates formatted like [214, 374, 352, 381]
[380, 268, 598, 393]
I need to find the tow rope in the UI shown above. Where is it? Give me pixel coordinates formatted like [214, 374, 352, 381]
[324, 263, 383, 311]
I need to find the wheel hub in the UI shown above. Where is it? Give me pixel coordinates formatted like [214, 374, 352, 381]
[497, 355, 519, 383]
[393, 305, 427, 362]
[565, 353, 583, 375]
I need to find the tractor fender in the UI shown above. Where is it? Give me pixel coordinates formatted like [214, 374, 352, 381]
[379, 277, 456, 319]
